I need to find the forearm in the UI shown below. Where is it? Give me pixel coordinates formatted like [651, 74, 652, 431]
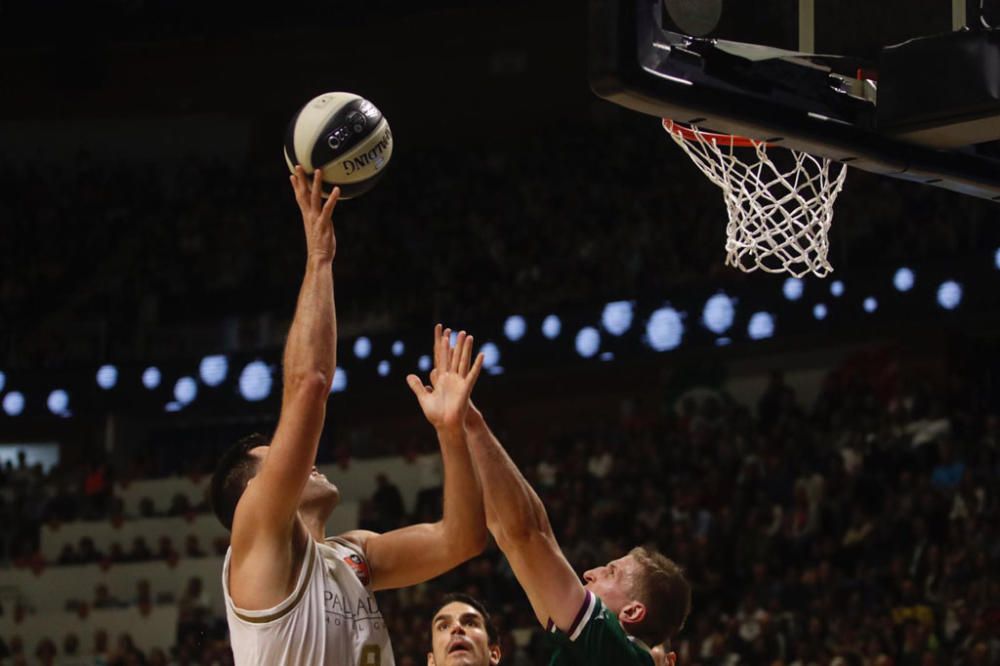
[437, 425, 487, 557]
[464, 412, 552, 544]
[283, 257, 336, 392]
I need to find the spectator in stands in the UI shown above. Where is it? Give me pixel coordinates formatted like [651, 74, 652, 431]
[371, 473, 405, 532]
[33, 638, 56, 666]
[167, 493, 192, 517]
[128, 536, 153, 562]
[94, 584, 123, 610]
[183, 534, 206, 558]
[77, 536, 102, 564]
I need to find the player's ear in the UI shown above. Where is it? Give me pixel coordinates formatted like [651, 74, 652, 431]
[489, 643, 502, 665]
[427, 651, 437, 666]
[620, 600, 647, 625]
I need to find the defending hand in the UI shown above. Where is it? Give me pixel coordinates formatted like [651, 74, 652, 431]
[407, 324, 485, 430]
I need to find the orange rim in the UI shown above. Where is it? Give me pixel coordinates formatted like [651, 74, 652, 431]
[662, 119, 765, 148]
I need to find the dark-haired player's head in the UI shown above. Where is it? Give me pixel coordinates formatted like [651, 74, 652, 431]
[428, 593, 501, 666]
[210, 433, 339, 531]
[582, 546, 691, 648]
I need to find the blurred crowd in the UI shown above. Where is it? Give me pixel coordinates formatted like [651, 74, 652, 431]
[1, 342, 998, 666]
[3, 117, 997, 368]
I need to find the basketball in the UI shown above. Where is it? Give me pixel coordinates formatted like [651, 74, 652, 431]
[283, 92, 393, 200]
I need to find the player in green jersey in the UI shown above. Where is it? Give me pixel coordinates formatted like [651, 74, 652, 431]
[462, 404, 692, 666]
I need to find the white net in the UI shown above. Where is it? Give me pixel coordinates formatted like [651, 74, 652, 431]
[663, 119, 848, 278]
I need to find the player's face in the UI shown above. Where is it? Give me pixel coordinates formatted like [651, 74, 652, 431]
[582, 554, 642, 615]
[428, 602, 500, 666]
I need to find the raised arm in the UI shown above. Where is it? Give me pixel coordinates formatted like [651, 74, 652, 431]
[231, 167, 338, 561]
[463, 405, 588, 631]
[342, 326, 487, 591]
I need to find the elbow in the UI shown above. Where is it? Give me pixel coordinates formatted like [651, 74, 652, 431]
[489, 509, 553, 551]
[285, 370, 330, 402]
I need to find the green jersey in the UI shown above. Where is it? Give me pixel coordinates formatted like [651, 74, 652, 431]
[546, 591, 654, 666]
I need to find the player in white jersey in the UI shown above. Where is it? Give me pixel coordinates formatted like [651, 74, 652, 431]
[211, 167, 488, 666]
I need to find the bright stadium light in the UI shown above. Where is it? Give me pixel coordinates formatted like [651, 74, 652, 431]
[3, 391, 25, 416]
[47, 389, 69, 416]
[174, 377, 197, 405]
[830, 280, 845, 297]
[239, 361, 272, 401]
[995, 247, 1000, 269]
[601, 301, 634, 336]
[702, 294, 735, 334]
[142, 367, 161, 390]
[391, 340, 405, 357]
[504, 315, 526, 342]
[480, 342, 500, 369]
[165, 402, 183, 413]
[331, 367, 348, 393]
[575, 327, 600, 358]
[893, 267, 915, 292]
[599, 351, 615, 361]
[937, 280, 963, 310]
[783, 277, 804, 301]
[354, 337, 371, 360]
[0, 370, 5, 392]
[645, 307, 684, 352]
[96, 364, 118, 389]
[418, 355, 432, 372]
[377, 360, 390, 377]
[748, 312, 775, 340]
[199, 355, 228, 387]
[863, 296, 878, 313]
[542, 315, 562, 340]
[813, 303, 828, 320]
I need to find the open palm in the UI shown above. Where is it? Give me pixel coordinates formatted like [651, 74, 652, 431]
[407, 324, 485, 429]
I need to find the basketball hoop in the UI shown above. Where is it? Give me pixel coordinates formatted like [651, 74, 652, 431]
[663, 119, 847, 278]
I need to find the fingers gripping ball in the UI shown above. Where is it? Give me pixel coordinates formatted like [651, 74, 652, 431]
[283, 92, 393, 200]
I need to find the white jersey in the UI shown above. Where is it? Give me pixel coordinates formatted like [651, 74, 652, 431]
[223, 536, 394, 666]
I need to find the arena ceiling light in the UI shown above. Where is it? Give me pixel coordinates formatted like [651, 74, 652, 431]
[96, 364, 118, 390]
[995, 248, 1000, 269]
[893, 267, 915, 292]
[645, 307, 684, 351]
[331, 367, 348, 393]
[165, 402, 183, 413]
[418, 355, 432, 372]
[783, 277, 804, 301]
[47, 389, 69, 417]
[541, 315, 562, 340]
[239, 361, 272, 402]
[601, 301, 634, 336]
[391, 340, 405, 357]
[863, 297, 878, 313]
[480, 342, 500, 370]
[377, 360, 391, 377]
[702, 294, 735, 334]
[937, 280, 963, 310]
[3, 391, 25, 416]
[353, 337, 372, 360]
[575, 327, 601, 358]
[830, 280, 845, 297]
[504, 316, 526, 342]
[747, 312, 775, 340]
[199, 355, 228, 387]
[0, 370, 6, 393]
[142, 367, 161, 390]
[813, 304, 828, 320]
[174, 377, 198, 405]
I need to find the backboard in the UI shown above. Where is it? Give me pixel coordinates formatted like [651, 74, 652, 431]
[589, 0, 1000, 201]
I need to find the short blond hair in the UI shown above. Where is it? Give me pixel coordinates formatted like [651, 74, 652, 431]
[627, 547, 692, 646]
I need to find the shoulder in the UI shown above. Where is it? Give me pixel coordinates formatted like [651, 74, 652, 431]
[547, 592, 654, 666]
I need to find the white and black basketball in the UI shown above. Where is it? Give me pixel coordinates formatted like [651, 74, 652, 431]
[283, 92, 393, 199]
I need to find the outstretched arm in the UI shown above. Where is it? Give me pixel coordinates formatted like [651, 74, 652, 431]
[463, 405, 588, 631]
[342, 326, 487, 591]
[230, 168, 338, 603]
